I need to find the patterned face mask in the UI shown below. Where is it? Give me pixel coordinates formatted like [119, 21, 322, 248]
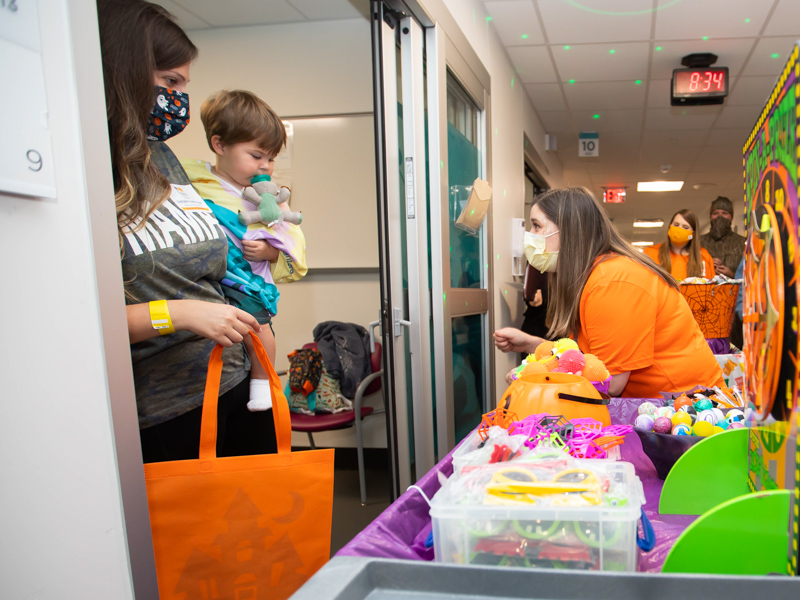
[147, 86, 190, 141]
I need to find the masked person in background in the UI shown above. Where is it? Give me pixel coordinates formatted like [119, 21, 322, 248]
[644, 209, 715, 281]
[494, 188, 722, 398]
[700, 197, 746, 278]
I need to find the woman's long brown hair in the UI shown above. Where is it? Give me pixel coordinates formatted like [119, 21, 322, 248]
[97, 0, 197, 250]
[658, 209, 704, 277]
[535, 187, 678, 339]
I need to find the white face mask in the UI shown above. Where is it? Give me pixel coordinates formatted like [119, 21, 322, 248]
[524, 229, 559, 272]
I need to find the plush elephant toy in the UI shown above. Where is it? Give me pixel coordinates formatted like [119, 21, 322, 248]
[239, 174, 303, 227]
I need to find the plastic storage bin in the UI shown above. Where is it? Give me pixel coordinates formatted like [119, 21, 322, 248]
[430, 460, 644, 572]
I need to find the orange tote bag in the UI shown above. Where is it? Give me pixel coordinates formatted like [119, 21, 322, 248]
[144, 333, 334, 600]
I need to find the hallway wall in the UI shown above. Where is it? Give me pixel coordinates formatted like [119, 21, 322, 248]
[440, 0, 565, 400]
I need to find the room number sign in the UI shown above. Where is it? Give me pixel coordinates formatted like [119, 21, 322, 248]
[0, 0, 57, 198]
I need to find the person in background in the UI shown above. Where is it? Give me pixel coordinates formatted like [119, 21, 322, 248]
[700, 196, 746, 278]
[519, 265, 553, 363]
[99, 0, 275, 462]
[494, 187, 723, 398]
[644, 209, 715, 281]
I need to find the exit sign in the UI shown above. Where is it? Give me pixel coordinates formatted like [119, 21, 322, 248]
[603, 188, 626, 203]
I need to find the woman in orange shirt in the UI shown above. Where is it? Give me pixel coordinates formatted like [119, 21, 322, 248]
[494, 188, 723, 398]
[643, 209, 715, 281]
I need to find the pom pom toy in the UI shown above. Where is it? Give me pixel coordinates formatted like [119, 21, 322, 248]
[533, 341, 555, 362]
[582, 354, 610, 381]
[521, 361, 548, 376]
[551, 338, 579, 358]
[551, 349, 586, 375]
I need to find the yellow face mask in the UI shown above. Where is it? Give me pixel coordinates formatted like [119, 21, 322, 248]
[668, 225, 693, 248]
[523, 230, 559, 272]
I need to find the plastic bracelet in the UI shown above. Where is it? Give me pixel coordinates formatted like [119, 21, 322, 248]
[149, 300, 175, 335]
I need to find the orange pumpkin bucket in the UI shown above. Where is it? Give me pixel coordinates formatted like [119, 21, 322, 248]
[679, 282, 740, 339]
[497, 372, 611, 427]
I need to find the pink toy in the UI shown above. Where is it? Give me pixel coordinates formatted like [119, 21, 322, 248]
[551, 349, 586, 375]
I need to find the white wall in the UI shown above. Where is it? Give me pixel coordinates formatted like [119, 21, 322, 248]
[166, 18, 387, 449]
[438, 0, 565, 399]
[1, 0, 150, 597]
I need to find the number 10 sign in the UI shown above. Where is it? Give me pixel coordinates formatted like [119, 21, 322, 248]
[0, 0, 57, 198]
[578, 132, 599, 158]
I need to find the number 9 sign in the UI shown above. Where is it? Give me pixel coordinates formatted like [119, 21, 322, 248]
[0, 0, 57, 198]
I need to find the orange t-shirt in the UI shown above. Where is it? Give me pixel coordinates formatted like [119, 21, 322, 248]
[643, 244, 715, 281]
[578, 254, 723, 398]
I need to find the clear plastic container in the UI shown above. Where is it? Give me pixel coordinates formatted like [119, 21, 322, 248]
[430, 460, 644, 572]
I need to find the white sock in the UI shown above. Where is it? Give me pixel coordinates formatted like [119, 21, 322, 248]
[247, 379, 273, 412]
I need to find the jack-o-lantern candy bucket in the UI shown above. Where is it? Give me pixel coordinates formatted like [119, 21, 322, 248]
[498, 372, 611, 427]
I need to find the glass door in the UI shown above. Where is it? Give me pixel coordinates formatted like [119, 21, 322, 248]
[371, 1, 494, 496]
[426, 26, 494, 456]
[371, 1, 436, 496]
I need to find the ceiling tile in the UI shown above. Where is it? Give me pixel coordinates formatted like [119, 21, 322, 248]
[535, 0, 654, 44]
[286, 0, 364, 20]
[649, 38, 755, 80]
[572, 109, 643, 132]
[552, 42, 649, 82]
[536, 110, 572, 132]
[173, 0, 305, 27]
[704, 127, 749, 147]
[653, 0, 769, 40]
[762, 0, 800, 37]
[563, 80, 646, 111]
[714, 104, 762, 128]
[741, 37, 799, 77]
[726, 75, 777, 107]
[507, 46, 559, 83]
[641, 128, 709, 148]
[486, 1, 545, 46]
[646, 79, 673, 108]
[157, 0, 212, 30]
[524, 83, 566, 111]
[645, 106, 722, 130]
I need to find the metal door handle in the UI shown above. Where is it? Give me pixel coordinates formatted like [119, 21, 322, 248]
[368, 317, 381, 354]
[394, 307, 411, 338]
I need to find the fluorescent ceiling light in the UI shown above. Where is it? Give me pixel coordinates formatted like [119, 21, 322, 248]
[633, 220, 664, 228]
[632, 241, 655, 246]
[637, 181, 684, 192]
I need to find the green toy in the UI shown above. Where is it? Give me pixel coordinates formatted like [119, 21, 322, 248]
[240, 174, 303, 227]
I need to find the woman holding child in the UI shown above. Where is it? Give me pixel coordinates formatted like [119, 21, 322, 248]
[98, 0, 276, 461]
[494, 188, 723, 398]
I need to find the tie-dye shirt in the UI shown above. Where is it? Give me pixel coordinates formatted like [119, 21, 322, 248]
[123, 142, 248, 429]
[181, 159, 308, 296]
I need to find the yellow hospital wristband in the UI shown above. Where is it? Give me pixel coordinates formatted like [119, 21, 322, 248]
[149, 300, 175, 335]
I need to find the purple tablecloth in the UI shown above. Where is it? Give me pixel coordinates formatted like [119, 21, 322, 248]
[336, 398, 696, 572]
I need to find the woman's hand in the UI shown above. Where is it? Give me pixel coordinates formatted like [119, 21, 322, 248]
[242, 239, 279, 262]
[505, 368, 517, 385]
[171, 300, 262, 347]
[493, 328, 541, 355]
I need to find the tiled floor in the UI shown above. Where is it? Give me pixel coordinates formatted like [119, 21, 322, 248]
[329, 452, 393, 556]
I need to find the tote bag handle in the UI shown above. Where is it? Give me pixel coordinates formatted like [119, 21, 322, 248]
[199, 331, 292, 459]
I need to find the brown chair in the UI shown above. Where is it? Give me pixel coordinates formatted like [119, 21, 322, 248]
[289, 341, 384, 505]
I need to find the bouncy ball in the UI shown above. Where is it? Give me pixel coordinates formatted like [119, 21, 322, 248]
[634, 415, 655, 431]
